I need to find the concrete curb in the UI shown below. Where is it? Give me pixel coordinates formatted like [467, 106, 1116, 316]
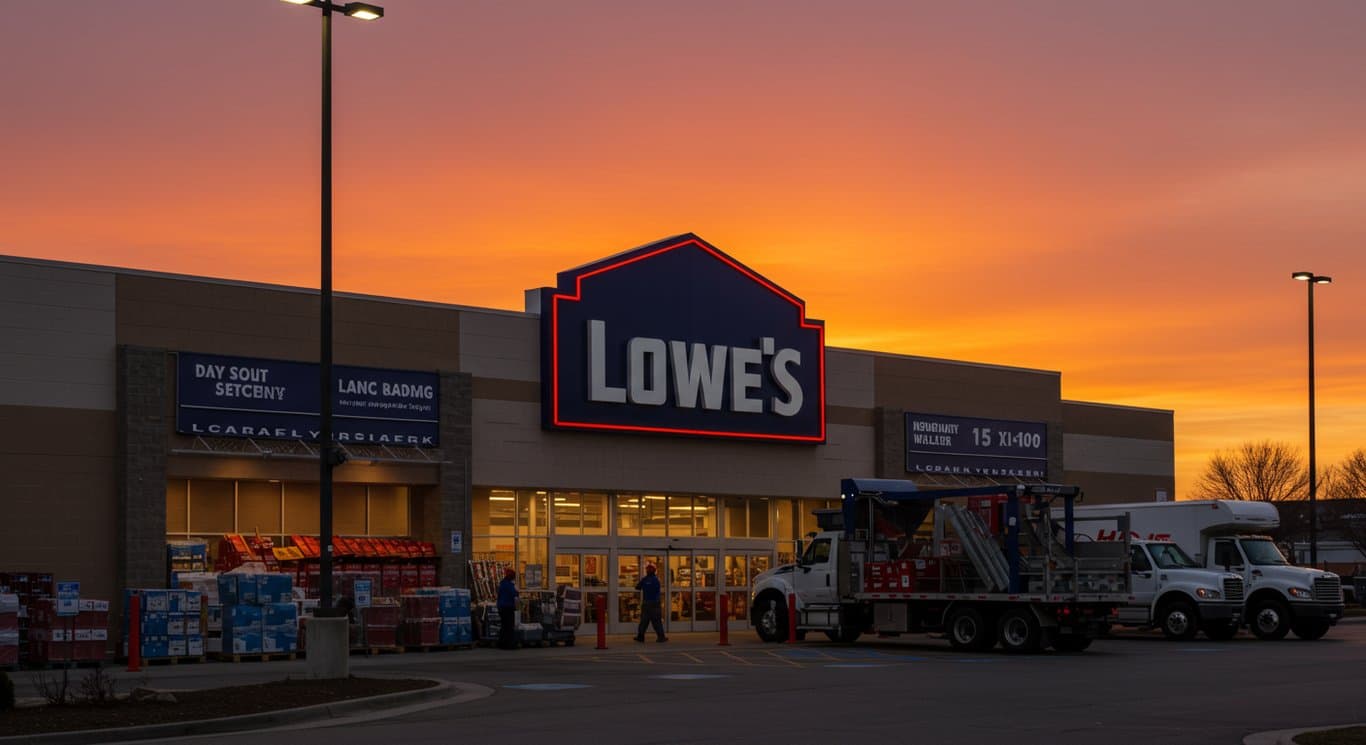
[0, 677, 471, 745]
[1244, 722, 1366, 745]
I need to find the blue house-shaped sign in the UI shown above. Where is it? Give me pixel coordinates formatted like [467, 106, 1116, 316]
[539, 234, 825, 443]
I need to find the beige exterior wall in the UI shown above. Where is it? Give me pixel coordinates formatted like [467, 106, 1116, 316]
[1063, 400, 1175, 504]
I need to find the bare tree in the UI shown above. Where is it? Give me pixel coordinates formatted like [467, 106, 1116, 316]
[1326, 449, 1366, 501]
[1192, 440, 1308, 502]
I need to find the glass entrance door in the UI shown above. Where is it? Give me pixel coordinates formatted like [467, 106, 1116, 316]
[722, 552, 772, 629]
[554, 551, 608, 625]
[664, 550, 718, 632]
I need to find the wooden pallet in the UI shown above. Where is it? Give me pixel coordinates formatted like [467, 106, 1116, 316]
[139, 655, 206, 666]
[349, 646, 402, 656]
[401, 643, 474, 653]
[209, 652, 297, 663]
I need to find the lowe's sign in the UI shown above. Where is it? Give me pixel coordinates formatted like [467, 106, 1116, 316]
[539, 234, 825, 442]
[177, 352, 440, 447]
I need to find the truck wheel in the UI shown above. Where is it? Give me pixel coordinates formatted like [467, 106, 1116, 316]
[1200, 621, 1239, 641]
[1157, 600, 1199, 641]
[946, 606, 996, 652]
[1291, 618, 1330, 641]
[752, 594, 788, 643]
[1049, 633, 1092, 653]
[997, 608, 1043, 653]
[1249, 598, 1291, 640]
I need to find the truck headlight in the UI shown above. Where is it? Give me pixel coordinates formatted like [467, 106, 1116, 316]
[1195, 588, 1222, 600]
[1288, 587, 1312, 599]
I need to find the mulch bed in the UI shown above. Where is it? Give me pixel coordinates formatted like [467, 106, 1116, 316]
[0, 676, 437, 736]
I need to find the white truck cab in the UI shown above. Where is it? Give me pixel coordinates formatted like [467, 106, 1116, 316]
[1116, 540, 1243, 640]
[1072, 500, 1344, 640]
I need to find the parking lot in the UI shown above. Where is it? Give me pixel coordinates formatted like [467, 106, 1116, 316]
[28, 617, 1361, 745]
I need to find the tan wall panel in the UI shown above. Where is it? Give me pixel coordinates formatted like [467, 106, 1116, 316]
[1064, 433, 1174, 477]
[826, 349, 874, 409]
[872, 354, 1062, 421]
[116, 275, 460, 371]
[1063, 400, 1173, 441]
[1066, 470, 1175, 505]
[460, 312, 540, 382]
[472, 399, 871, 498]
[0, 258, 115, 410]
[0, 405, 117, 602]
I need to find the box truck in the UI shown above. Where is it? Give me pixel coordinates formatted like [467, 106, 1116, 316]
[1070, 500, 1344, 640]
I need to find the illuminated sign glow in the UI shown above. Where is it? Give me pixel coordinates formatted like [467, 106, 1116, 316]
[540, 234, 825, 442]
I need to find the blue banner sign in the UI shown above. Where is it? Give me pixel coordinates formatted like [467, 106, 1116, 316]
[177, 352, 439, 447]
[539, 234, 825, 442]
[905, 412, 1047, 478]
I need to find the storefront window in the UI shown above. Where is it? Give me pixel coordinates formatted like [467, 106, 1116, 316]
[282, 483, 319, 535]
[552, 492, 583, 534]
[334, 484, 367, 535]
[724, 498, 747, 538]
[616, 495, 642, 536]
[236, 481, 282, 535]
[693, 554, 716, 587]
[166, 480, 189, 534]
[747, 498, 770, 538]
[583, 492, 608, 535]
[693, 496, 716, 537]
[668, 496, 694, 536]
[520, 538, 549, 588]
[519, 490, 549, 536]
[724, 496, 771, 538]
[669, 554, 691, 588]
[642, 495, 667, 537]
[486, 489, 516, 532]
[617, 555, 641, 623]
[368, 485, 409, 536]
[189, 481, 234, 534]
[554, 554, 581, 587]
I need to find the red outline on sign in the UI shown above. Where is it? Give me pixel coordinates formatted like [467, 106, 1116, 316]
[550, 237, 826, 442]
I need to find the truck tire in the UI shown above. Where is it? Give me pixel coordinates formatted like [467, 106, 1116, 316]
[1049, 633, 1092, 653]
[1291, 618, 1330, 641]
[1200, 621, 1239, 641]
[752, 593, 788, 643]
[1249, 598, 1291, 640]
[997, 608, 1044, 653]
[1157, 599, 1199, 641]
[946, 606, 996, 652]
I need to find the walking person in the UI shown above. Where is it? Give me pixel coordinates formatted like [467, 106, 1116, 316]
[634, 563, 667, 643]
[497, 567, 520, 650]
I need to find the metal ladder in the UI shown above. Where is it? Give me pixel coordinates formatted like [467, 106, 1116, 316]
[943, 504, 1010, 592]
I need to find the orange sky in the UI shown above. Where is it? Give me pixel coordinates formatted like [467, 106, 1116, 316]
[3, 1, 1363, 496]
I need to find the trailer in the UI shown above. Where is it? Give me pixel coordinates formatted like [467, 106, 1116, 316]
[750, 479, 1132, 653]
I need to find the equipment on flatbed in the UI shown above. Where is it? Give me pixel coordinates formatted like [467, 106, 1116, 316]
[750, 478, 1131, 653]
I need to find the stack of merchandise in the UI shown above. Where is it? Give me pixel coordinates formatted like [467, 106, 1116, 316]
[122, 589, 202, 660]
[167, 540, 209, 585]
[400, 593, 440, 647]
[359, 600, 400, 649]
[0, 594, 18, 667]
[0, 572, 54, 664]
[32, 598, 111, 664]
[556, 585, 583, 630]
[218, 572, 296, 656]
[171, 572, 221, 654]
[437, 588, 472, 646]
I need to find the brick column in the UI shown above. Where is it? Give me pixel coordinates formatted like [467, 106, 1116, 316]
[425, 371, 472, 588]
[117, 346, 170, 594]
[875, 407, 905, 479]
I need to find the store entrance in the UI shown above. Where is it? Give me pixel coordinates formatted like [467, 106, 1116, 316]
[553, 551, 609, 625]
[612, 549, 719, 634]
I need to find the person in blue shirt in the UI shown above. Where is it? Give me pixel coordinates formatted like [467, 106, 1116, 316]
[497, 567, 520, 650]
[634, 563, 667, 643]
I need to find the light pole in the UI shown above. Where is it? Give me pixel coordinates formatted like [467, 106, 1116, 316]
[1291, 271, 1331, 566]
[281, 0, 384, 613]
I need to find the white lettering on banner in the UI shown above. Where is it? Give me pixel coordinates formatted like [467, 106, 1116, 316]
[193, 363, 271, 383]
[213, 382, 287, 400]
[338, 378, 379, 396]
[189, 422, 434, 446]
[585, 319, 805, 416]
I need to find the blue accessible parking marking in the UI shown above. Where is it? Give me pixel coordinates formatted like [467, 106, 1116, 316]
[504, 683, 593, 691]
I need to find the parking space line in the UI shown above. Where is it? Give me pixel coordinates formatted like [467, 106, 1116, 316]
[762, 650, 806, 668]
[720, 651, 754, 666]
[681, 652, 705, 664]
[638, 653, 654, 664]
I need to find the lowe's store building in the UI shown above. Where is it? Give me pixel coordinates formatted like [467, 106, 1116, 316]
[0, 234, 1173, 635]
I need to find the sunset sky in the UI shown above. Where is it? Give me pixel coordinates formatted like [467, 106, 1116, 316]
[4, 1, 1363, 495]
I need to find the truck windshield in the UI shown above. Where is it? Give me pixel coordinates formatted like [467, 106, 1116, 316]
[1147, 543, 1200, 569]
[1240, 538, 1288, 566]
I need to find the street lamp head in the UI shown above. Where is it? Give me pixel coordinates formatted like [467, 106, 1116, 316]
[344, 2, 384, 20]
[1314, 275, 1332, 285]
[280, 0, 316, 5]
[1292, 271, 1314, 281]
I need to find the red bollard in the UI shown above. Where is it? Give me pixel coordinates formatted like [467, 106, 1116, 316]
[595, 595, 608, 650]
[717, 593, 730, 646]
[127, 594, 141, 673]
[786, 593, 798, 644]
